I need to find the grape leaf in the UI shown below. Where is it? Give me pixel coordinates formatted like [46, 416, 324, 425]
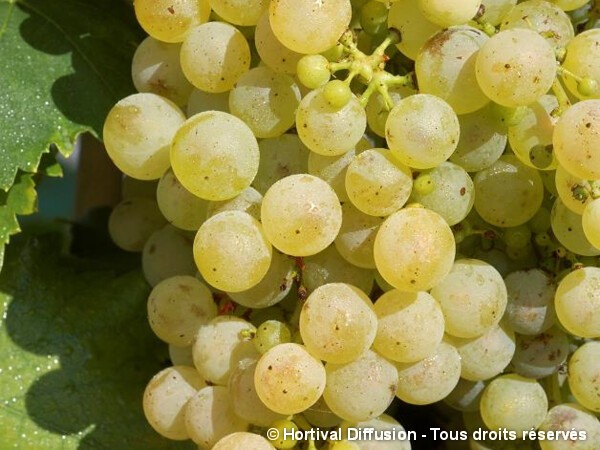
[0, 0, 141, 190]
[0, 235, 195, 449]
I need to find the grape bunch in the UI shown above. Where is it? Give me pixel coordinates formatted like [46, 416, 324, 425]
[103, 0, 600, 448]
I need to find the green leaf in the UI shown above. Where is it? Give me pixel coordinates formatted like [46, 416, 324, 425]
[0, 235, 195, 449]
[0, 0, 141, 190]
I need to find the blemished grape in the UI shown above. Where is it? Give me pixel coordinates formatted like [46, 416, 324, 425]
[555, 267, 600, 338]
[568, 341, 600, 412]
[134, 0, 210, 43]
[510, 326, 569, 379]
[555, 164, 594, 215]
[538, 403, 600, 449]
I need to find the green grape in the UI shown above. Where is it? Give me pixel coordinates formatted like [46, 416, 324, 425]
[261, 174, 342, 257]
[409, 162, 474, 226]
[207, 187, 263, 221]
[430, 259, 507, 339]
[582, 198, 600, 249]
[229, 67, 301, 138]
[186, 89, 230, 117]
[473, 155, 544, 228]
[303, 396, 342, 428]
[479, 374, 548, 434]
[374, 207, 456, 292]
[546, 0, 589, 10]
[510, 326, 569, 379]
[300, 283, 377, 364]
[302, 245, 375, 294]
[108, 197, 167, 252]
[334, 202, 383, 269]
[147, 275, 217, 346]
[131, 37, 193, 106]
[500, 0, 574, 50]
[444, 378, 487, 412]
[143, 366, 206, 440]
[324, 350, 398, 422]
[193, 211, 272, 293]
[508, 95, 559, 170]
[156, 168, 209, 231]
[372, 289, 445, 363]
[555, 165, 596, 215]
[253, 134, 310, 195]
[254, 12, 303, 75]
[180, 22, 250, 93]
[168, 345, 194, 368]
[562, 30, 600, 100]
[209, 0, 268, 25]
[529, 207, 552, 234]
[450, 102, 507, 172]
[446, 322, 515, 381]
[578, 77, 599, 97]
[539, 404, 600, 450]
[554, 100, 600, 180]
[296, 54, 331, 89]
[416, 26, 489, 115]
[476, 29, 556, 107]
[134, 0, 210, 43]
[504, 269, 557, 336]
[254, 343, 326, 415]
[121, 177, 158, 200]
[103, 93, 185, 180]
[551, 198, 600, 257]
[323, 80, 352, 109]
[170, 111, 259, 201]
[267, 419, 298, 449]
[212, 432, 275, 450]
[142, 225, 197, 286]
[269, 0, 352, 54]
[254, 320, 293, 354]
[365, 85, 415, 138]
[307, 137, 370, 202]
[229, 250, 295, 309]
[228, 359, 287, 427]
[296, 87, 366, 156]
[395, 341, 461, 405]
[479, 0, 517, 26]
[385, 93, 459, 169]
[387, 0, 442, 60]
[360, 1, 388, 35]
[568, 341, 600, 412]
[345, 148, 413, 217]
[184, 386, 249, 448]
[503, 225, 532, 250]
[193, 316, 258, 386]
[555, 267, 600, 338]
[418, 0, 482, 27]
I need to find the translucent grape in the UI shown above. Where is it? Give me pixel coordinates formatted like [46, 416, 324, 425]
[184, 385, 249, 448]
[504, 269, 557, 336]
[193, 211, 272, 293]
[510, 326, 569, 379]
[373, 289, 444, 363]
[180, 22, 250, 93]
[562, 29, 600, 100]
[385, 94, 460, 169]
[303, 396, 342, 428]
[296, 88, 367, 157]
[479, 0, 517, 26]
[296, 54, 331, 89]
[418, 0, 482, 27]
[269, 0, 352, 54]
[324, 350, 398, 422]
[121, 177, 158, 200]
[444, 379, 487, 412]
[582, 198, 600, 249]
[300, 283, 377, 364]
[147, 275, 217, 346]
[131, 37, 193, 106]
[254, 12, 303, 75]
[254, 343, 326, 415]
[538, 403, 600, 450]
[416, 26, 489, 115]
[103, 93, 185, 180]
[568, 341, 600, 412]
[345, 148, 413, 217]
[168, 345, 194, 367]
[142, 225, 196, 286]
[254, 320, 292, 354]
[473, 155, 544, 227]
[253, 134, 310, 195]
[554, 100, 600, 180]
[209, 0, 268, 26]
[395, 341, 461, 405]
[555, 165, 594, 215]
[555, 267, 600, 338]
[323, 80, 353, 110]
[193, 316, 258, 385]
[108, 197, 166, 252]
[186, 89, 229, 117]
[387, 0, 442, 60]
[334, 202, 383, 269]
[206, 187, 262, 221]
[229, 67, 301, 138]
[479, 374, 548, 433]
[212, 432, 275, 450]
[143, 366, 206, 440]
[360, 1, 388, 35]
[475, 28, 557, 107]
[430, 259, 507, 339]
[170, 111, 259, 201]
[261, 174, 342, 257]
[374, 207, 456, 292]
[551, 198, 600, 257]
[134, 0, 210, 43]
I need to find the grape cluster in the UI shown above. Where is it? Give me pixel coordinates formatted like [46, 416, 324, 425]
[104, 0, 600, 449]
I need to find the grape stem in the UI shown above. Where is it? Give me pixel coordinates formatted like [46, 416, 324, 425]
[571, 180, 600, 202]
[550, 77, 571, 116]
